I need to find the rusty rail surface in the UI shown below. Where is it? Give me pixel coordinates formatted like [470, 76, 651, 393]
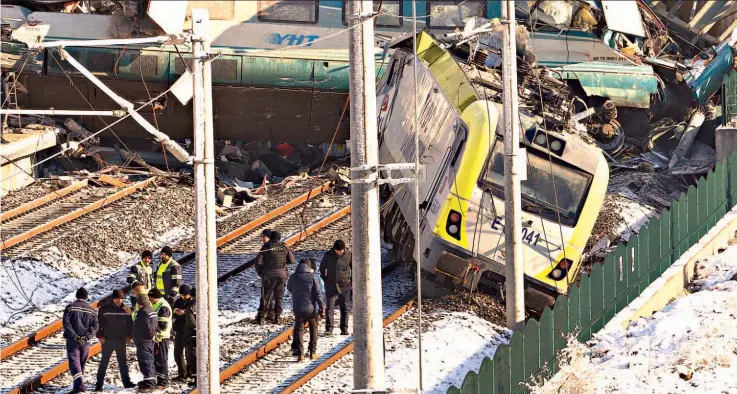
[193, 260, 405, 394]
[0, 177, 157, 251]
[5, 185, 345, 394]
[279, 298, 416, 394]
[0, 180, 89, 222]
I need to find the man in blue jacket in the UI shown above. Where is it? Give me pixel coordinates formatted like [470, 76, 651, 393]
[133, 294, 158, 393]
[287, 259, 324, 361]
[63, 287, 99, 394]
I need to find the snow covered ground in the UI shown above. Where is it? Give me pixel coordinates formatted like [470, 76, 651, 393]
[537, 243, 737, 394]
[298, 310, 510, 394]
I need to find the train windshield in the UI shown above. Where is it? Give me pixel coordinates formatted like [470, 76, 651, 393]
[481, 140, 592, 227]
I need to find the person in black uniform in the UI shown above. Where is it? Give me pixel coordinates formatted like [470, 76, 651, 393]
[183, 288, 197, 386]
[254, 229, 295, 325]
[133, 294, 158, 393]
[95, 289, 135, 391]
[320, 240, 352, 335]
[172, 284, 193, 381]
[287, 259, 325, 361]
[63, 287, 99, 394]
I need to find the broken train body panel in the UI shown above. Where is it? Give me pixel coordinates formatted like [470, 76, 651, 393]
[378, 34, 608, 307]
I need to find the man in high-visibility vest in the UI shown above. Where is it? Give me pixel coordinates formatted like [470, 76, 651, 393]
[155, 246, 182, 305]
[148, 289, 172, 388]
[127, 250, 154, 306]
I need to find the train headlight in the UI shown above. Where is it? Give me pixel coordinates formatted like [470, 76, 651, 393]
[446, 210, 462, 240]
[547, 258, 573, 281]
[550, 140, 562, 151]
[535, 133, 547, 145]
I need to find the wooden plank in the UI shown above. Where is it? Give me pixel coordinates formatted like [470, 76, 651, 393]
[0, 179, 88, 222]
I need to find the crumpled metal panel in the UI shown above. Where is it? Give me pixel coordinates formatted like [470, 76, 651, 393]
[557, 61, 658, 108]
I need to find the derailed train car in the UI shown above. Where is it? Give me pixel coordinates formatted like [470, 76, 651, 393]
[378, 32, 608, 311]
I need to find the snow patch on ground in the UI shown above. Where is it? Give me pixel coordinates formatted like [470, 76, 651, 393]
[537, 243, 737, 394]
[298, 310, 509, 394]
[387, 311, 510, 393]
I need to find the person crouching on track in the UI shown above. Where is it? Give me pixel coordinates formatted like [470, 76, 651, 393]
[255, 229, 295, 325]
[127, 250, 154, 306]
[63, 287, 99, 394]
[287, 259, 325, 362]
[95, 289, 135, 391]
[183, 288, 197, 386]
[147, 289, 172, 388]
[133, 294, 158, 393]
[320, 240, 352, 335]
[172, 284, 193, 381]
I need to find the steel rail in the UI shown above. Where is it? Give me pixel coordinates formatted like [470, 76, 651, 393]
[5, 185, 345, 394]
[194, 260, 405, 394]
[0, 177, 157, 251]
[0, 180, 89, 222]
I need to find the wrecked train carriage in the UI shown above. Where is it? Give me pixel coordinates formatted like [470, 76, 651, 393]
[379, 31, 609, 312]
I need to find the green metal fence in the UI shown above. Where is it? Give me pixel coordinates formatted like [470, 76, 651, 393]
[447, 150, 737, 394]
[722, 70, 737, 125]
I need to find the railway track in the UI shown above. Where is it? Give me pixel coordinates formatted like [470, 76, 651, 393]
[185, 250, 415, 394]
[1, 178, 157, 252]
[0, 182, 349, 394]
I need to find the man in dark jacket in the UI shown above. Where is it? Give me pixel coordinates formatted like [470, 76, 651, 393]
[319, 240, 352, 335]
[127, 250, 154, 306]
[287, 259, 324, 361]
[133, 294, 158, 393]
[63, 287, 99, 394]
[172, 284, 193, 381]
[95, 289, 135, 391]
[183, 288, 197, 387]
[254, 229, 295, 324]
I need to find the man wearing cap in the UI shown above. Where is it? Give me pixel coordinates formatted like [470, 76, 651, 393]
[95, 289, 135, 391]
[155, 246, 182, 305]
[148, 289, 173, 388]
[320, 239, 352, 335]
[255, 229, 295, 325]
[127, 250, 154, 305]
[133, 294, 158, 393]
[63, 287, 99, 394]
[172, 284, 193, 381]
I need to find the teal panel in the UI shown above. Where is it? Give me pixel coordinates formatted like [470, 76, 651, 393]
[314, 60, 350, 90]
[510, 332, 525, 392]
[553, 300, 568, 355]
[478, 357, 495, 394]
[461, 371, 479, 394]
[46, 48, 83, 76]
[635, 228, 648, 301]
[578, 274, 592, 341]
[523, 319, 541, 382]
[603, 249, 618, 321]
[496, 346, 511, 393]
[242, 57, 317, 88]
[687, 185, 698, 246]
[589, 264, 605, 332]
[539, 307, 555, 370]
[557, 62, 657, 108]
[567, 285, 581, 335]
[116, 49, 169, 83]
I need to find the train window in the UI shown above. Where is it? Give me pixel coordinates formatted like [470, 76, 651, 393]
[427, 1, 486, 28]
[258, 1, 318, 24]
[342, 0, 402, 27]
[187, 1, 234, 20]
[480, 140, 592, 227]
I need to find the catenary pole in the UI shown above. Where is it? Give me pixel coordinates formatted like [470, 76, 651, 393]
[348, 0, 386, 391]
[502, 0, 526, 330]
[192, 9, 220, 394]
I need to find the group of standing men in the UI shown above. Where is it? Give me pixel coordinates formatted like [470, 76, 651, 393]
[62, 246, 198, 393]
[254, 229, 353, 361]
